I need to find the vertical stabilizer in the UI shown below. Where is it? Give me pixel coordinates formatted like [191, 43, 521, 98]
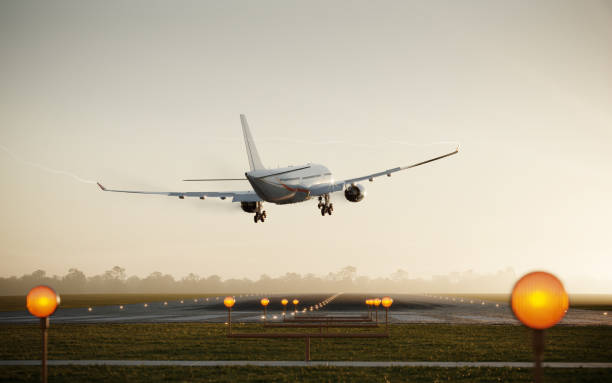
[240, 114, 265, 171]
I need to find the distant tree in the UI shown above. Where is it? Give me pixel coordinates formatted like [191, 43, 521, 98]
[62, 268, 87, 291]
[104, 266, 126, 281]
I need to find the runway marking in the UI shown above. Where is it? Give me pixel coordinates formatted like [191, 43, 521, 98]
[0, 360, 611, 368]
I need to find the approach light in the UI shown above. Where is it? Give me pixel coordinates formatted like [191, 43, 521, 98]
[374, 298, 381, 307]
[224, 296, 235, 308]
[88, 307, 92, 312]
[381, 296, 393, 308]
[511, 271, 568, 330]
[293, 299, 299, 305]
[260, 298, 270, 307]
[281, 299, 288, 306]
[119, 305, 124, 310]
[26, 286, 60, 318]
[144, 303, 148, 308]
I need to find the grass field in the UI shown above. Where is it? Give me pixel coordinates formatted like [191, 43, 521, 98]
[1, 366, 611, 383]
[0, 293, 227, 312]
[1, 323, 610, 362]
[1, 323, 610, 382]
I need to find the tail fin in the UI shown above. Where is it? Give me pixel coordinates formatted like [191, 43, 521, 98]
[240, 114, 265, 171]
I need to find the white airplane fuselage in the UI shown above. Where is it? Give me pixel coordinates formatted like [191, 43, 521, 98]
[246, 163, 333, 204]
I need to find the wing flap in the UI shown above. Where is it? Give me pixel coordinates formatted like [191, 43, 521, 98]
[97, 183, 260, 202]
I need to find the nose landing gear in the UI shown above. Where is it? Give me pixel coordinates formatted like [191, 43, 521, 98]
[253, 201, 267, 223]
[317, 194, 333, 216]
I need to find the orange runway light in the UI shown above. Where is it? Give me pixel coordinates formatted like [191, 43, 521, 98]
[511, 271, 569, 330]
[374, 298, 381, 307]
[224, 296, 235, 308]
[293, 299, 299, 305]
[381, 296, 393, 308]
[260, 298, 270, 307]
[27, 285, 60, 318]
[26, 285, 61, 383]
[281, 299, 288, 306]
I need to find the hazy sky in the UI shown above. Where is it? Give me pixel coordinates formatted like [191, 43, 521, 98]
[1, 0, 611, 293]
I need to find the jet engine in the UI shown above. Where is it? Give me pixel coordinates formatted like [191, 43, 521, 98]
[240, 201, 258, 213]
[344, 184, 366, 202]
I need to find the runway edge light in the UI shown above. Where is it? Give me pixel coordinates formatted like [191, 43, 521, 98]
[511, 271, 568, 383]
[224, 296, 235, 335]
[26, 285, 61, 383]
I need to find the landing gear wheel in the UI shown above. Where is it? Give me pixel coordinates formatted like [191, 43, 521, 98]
[321, 208, 326, 216]
[262, 211, 267, 218]
[254, 214, 258, 223]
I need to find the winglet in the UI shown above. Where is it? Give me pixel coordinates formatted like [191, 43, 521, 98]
[97, 182, 106, 191]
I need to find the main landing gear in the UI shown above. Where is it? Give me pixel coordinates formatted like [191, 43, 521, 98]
[254, 201, 267, 223]
[317, 194, 333, 216]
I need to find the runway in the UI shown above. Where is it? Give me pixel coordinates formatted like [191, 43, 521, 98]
[0, 293, 609, 325]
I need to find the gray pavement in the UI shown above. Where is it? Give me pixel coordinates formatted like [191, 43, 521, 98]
[0, 360, 611, 368]
[0, 293, 609, 325]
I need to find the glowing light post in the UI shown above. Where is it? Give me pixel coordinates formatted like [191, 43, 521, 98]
[224, 296, 235, 335]
[511, 271, 568, 383]
[26, 286, 61, 383]
[292, 299, 299, 313]
[381, 296, 393, 331]
[281, 299, 288, 316]
[261, 298, 270, 323]
[374, 298, 381, 324]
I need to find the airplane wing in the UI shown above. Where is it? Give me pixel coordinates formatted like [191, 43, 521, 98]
[96, 183, 261, 202]
[311, 148, 459, 196]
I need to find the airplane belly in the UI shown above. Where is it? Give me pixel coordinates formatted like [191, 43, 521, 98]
[248, 178, 295, 203]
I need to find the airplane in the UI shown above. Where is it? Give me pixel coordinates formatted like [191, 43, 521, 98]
[97, 115, 458, 223]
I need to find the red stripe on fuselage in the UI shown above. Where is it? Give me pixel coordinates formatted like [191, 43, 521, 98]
[280, 183, 309, 194]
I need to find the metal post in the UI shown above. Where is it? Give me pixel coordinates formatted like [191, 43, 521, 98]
[227, 307, 232, 335]
[533, 329, 544, 383]
[40, 317, 49, 383]
[375, 306, 378, 324]
[264, 306, 267, 323]
[305, 336, 310, 362]
[385, 307, 389, 331]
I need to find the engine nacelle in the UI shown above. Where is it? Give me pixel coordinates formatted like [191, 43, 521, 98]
[344, 184, 366, 202]
[241, 201, 257, 213]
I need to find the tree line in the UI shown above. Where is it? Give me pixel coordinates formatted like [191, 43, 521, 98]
[0, 266, 518, 295]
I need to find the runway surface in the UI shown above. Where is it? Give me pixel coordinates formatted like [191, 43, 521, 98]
[1, 360, 611, 368]
[1, 293, 609, 325]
